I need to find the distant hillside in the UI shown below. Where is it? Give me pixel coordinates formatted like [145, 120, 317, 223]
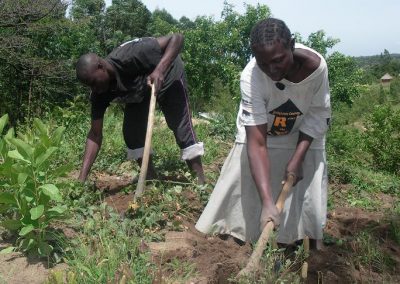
[354, 53, 400, 69]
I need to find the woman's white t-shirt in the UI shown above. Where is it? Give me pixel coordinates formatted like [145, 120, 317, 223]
[236, 43, 331, 149]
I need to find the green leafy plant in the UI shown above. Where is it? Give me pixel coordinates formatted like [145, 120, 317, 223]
[364, 104, 400, 174]
[0, 114, 71, 256]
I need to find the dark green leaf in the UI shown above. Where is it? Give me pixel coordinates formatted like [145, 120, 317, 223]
[1, 219, 21, 230]
[38, 242, 53, 256]
[19, 238, 35, 252]
[0, 140, 4, 155]
[0, 192, 16, 204]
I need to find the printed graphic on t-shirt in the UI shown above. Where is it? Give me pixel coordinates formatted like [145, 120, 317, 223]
[119, 38, 142, 47]
[268, 99, 303, 136]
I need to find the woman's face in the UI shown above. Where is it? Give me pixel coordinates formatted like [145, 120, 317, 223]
[252, 39, 294, 81]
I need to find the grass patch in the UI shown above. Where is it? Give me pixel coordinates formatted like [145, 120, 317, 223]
[351, 231, 395, 273]
[63, 204, 156, 284]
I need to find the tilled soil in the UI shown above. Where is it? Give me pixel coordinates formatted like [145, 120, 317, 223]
[96, 172, 400, 283]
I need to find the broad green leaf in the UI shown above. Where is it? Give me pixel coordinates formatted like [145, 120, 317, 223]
[4, 127, 14, 142]
[35, 147, 57, 168]
[10, 138, 34, 158]
[0, 204, 13, 214]
[33, 118, 47, 136]
[18, 173, 28, 185]
[0, 114, 9, 134]
[0, 246, 15, 254]
[38, 242, 53, 256]
[30, 205, 44, 220]
[0, 192, 16, 204]
[1, 219, 21, 230]
[19, 224, 34, 236]
[33, 145, 46, 160]
[40, 184, 62, 202]
[47, 206, 67, 216]
[8, 150, 31, 164]
[51, 127, 65, 145]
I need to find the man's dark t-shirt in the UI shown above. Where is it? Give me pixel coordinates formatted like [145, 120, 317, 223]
[91, 37, 184, 120]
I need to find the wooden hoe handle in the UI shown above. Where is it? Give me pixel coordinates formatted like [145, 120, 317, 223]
[237, 173, 296, 277]
[134, 84, 157, 200]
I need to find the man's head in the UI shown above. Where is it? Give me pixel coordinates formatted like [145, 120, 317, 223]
[250, 18, 295, 81]
[76, 53, 111, 94]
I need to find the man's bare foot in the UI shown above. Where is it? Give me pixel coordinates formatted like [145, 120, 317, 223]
[186, 156, 206, 185]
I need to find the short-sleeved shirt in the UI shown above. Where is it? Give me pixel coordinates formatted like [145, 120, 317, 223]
[91, 37, 184, 120]
[236, 43, 331, 149]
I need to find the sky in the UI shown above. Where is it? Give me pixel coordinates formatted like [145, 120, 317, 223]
[105, 0, 400, 57]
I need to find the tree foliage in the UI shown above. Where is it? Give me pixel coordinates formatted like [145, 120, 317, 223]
[103, 0, 151, 52]
[148, 8, 179, 36]
[327, 52, 362, 108]
[296, 29, 360, 108]
[0, 0, 363, 121]
[303, 30, 340, 58]
[0, 0, 77, 124]
[180, 2, 270, 107]
[70, 0, 105, 20]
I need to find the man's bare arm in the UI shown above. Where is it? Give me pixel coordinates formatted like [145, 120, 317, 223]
[147, 33, 184, 91]
[78, 119, 103, 182]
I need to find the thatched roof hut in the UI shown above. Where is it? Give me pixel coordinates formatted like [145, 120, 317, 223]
[381, 73, 393, 82]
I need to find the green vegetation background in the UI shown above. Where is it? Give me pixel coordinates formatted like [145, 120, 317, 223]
[0, 0, 399, 283]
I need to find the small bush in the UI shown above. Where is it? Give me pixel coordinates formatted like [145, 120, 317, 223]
[364, 104, 400, 174]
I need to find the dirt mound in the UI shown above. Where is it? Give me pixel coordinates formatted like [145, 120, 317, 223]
[0, 242, 67, 284]
[149, 225, 251, 283]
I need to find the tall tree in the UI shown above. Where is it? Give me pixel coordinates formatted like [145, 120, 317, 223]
[104, 0, 151, 52]
[181, 2, 270, 107]
[147, 8, 178, 36]
[0, 0, 80, 124]
[327, 52, 362, 108]
[70, 0, 105, 20]
[297, 30, 340, 58]
[69, 0, 106, 55]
